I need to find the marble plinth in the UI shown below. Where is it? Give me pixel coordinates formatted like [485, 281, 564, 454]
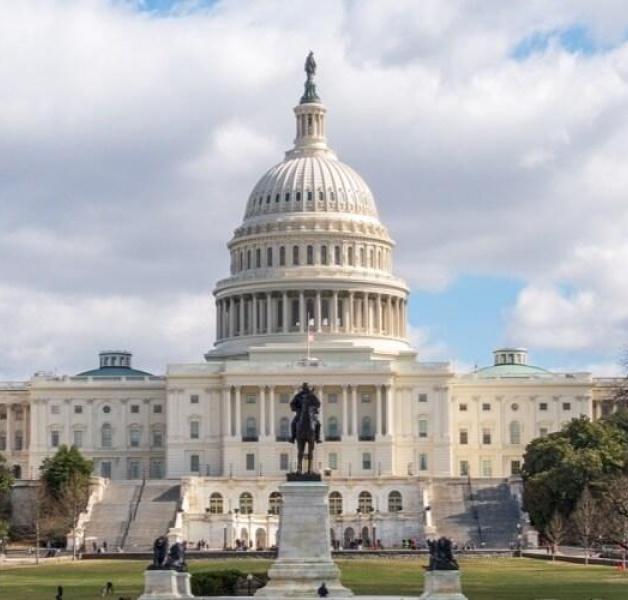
[254, 480, 353, 599]
[176, 572, 193, 598]
[418, 571, 468, 600]
[138, 569, 183, 600]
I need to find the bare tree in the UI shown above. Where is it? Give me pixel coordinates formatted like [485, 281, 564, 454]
[545, 511, 567, 561]
[571, 486, 599, 564]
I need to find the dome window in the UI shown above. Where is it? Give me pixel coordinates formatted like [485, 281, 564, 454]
[321, 246, 328, 265]
[306, 245, 314, 265]
[266, 195, 271, 204]
[307, 191, 313, 201]
[319, 190, 324, 200]
[279, 246, 286, 266]
[256, 248, 261, 268]
[266, 247, 273, 267]
[296, 192, 301, 201]
[285, 192, 290, 202]
[330, 191, 335, 201]
[292, 245, 300, 266]
[275, 194, 280, 203]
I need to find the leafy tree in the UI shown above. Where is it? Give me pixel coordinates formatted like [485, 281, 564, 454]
[39, 446, 93, 556]
[0, 453, 14, 521]
[521, 416, 625, 531]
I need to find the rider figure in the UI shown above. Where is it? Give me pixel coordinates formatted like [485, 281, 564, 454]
[290, 382, 322, 444]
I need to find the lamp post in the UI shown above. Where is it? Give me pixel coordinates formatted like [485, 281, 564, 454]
[247, 573, 253, 596]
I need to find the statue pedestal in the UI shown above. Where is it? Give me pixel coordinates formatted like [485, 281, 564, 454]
[176, 572, 193, 598]
[255, 480, 353, 599]
[418, 571, 468, 600]
[138, 569, 183, 599]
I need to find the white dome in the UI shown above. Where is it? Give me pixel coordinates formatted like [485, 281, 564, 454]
[244, 154, 378, 220]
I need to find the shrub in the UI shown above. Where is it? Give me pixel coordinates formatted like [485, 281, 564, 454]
[191, 570, 268, 596]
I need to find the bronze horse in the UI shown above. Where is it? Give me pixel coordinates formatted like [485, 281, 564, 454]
[290, 383, 321, 474]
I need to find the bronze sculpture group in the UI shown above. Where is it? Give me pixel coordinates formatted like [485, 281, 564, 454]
[426, 537, 459, 571]
[289, 382, 322, 476]
[149, 536, 186, 572]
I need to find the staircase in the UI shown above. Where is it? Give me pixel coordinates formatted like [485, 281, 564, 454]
[83, 481, 141, 550]
[124, 482, 181, 551]
[429, 478, 520, 548]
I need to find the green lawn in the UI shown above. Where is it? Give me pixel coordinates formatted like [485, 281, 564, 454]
[0, 557, 626, 599]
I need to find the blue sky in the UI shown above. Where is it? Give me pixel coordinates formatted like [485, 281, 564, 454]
[1, 1, 628, 378]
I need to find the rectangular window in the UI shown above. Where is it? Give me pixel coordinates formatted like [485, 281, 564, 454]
[190, 394, 199, 404]
[481, 459, 493, 477]
[100, 461, 112, 478]
[73, 430, 83, 448]
[51, 430, 60, 448]
[131, 404, 140, 413]
[459, 430, 468, 445]
[327, 393, 338, 404]
[511, 460, 521, 475]
[190, 421, 200, 440]
[361, 393, 371, 403]
[280, 393, 290, 404]
[130, 429, 141, 448]
[418, 419, 428, 438]
[153, 405, 163, 414]
[562, 402, 571, 411]
[267, 247, 273, 267]
[328, 453, 338, 470]
[279, 453, 289, 471]
[362, 452, 372, 470]
[460, 460, 470, 476]
[0, 435, 5, 451]
[482, 429, 492, 445]
[14, 431, 23, 451]
[292, 245, 300, 266]
[418, 453, 428, 471]
[539, 402, 548, 411]
[539, 427, 549, 437]
[459, 403, 468, 412]
[51, 405, 60, 415]
[74, 405, 83, 414]
[334, 246, 341, 265]
[246, 395, 256, 404]
[152, 430, 164, 448]
[321, 246, 328, 265]
[418, 393, 428, 403]
[482, 403, 491, 411]
[190, 454, 200, 473]
[246, 453, 255, 471]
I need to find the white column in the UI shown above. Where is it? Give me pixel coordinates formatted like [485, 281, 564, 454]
[351, 386, 358, 438]
[386, 385, 394, 436]
[376, 385, 382, 437]
[299, 291, 305, 333]
[315, 291, 322, 333]
[238, 296, 244, 336]
[223, 387, 231, 438]
[386, 296, 392, 336]
[260, 386, 266, 439]
[365, 294, 371, 334]
[341, 386, 348, 438]
[252, 294, 257, 335]
[282, 291, 288, 333]
[377, 295, 383, 334]
[269, 386, 276, 438]
[266, 292, 272, 334]
[348, 292, 354, 333]
[235, 386, 242, 439]
[228, 298, 235, 338]
[331, 291, 338, 333]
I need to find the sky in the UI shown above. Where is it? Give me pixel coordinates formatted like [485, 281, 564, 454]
[1, 0, 628, 379]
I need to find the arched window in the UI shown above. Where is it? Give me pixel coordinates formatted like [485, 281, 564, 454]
[255, 248, 261, 268]
[279, 417, 290, 439]
[268, 491, 282, 515]
[358, 491, 373, 513]
[369, 248, 374, 267]
[388, 491, 402, 513]
[292, 245, 300, 266]
[306, 245, 314, 265]
[238, 251, 243, 272]
[267, 247, 273, 267]
[247, 250, 251, 269]
[359, 247, 365, 266]
[279, 246, 286, 266]
[209, 492, 223, 514]
[334, 246, 341, 265]
[245, 417, 257, 438]
[329, 491, 343, 515]
[239, 492, 253, 514]
[327, 416, 339, 438]
[101, 424, 112, 448]
[361, 416, 372, 437]
[509, 421, 521, 445]
[348, 247, 354, 266]
[321, 245, 328, 265]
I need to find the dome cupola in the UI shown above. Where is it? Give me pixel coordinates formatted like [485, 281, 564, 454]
[208, 54, 411, 360]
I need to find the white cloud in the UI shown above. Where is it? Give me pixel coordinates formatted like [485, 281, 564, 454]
[1, 1, 628, 376]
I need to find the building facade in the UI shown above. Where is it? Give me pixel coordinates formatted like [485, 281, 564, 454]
[0, 62, 622, 548]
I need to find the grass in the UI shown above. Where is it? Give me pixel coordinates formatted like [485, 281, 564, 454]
[0, 557, 627, 599]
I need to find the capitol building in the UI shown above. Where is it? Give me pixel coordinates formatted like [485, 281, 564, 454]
[0, 61, 618, 550]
